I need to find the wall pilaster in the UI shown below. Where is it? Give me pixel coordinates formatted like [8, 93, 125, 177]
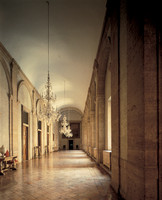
[96, 94, 105, 163]
[54, 122, 59, 151]
[90, 111, 95, 157]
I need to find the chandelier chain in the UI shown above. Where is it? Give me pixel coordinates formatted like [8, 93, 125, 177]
[38, 1, 61, 123]
[47, 1, 49, 73]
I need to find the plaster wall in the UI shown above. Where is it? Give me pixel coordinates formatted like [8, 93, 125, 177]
[0, 62, 9, 151]
[18, 84, 32, 110]
[0, 43, 56, 162]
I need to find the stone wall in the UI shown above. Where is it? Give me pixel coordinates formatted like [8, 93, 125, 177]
[82, 0, 162, 199]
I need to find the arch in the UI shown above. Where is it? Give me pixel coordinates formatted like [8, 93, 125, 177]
[59, 107, 82, 122]
[36, 98, 40, 115]
[90, 81, 96, 111]
[36, 98, 44, 118]
[59, 107, 83, 116]
[0, 57, 12, 96]
[17, 80, 32, 111]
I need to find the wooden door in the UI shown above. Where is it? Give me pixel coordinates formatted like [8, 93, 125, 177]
[23, 125, 28, 160]
[47, 134, 49, 153]
[38, 131, 41, 147]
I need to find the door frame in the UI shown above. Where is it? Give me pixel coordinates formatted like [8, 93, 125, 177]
[22, 124, 29, 160]
[69, 140, 73, 150]
[21, 106, 30, 161]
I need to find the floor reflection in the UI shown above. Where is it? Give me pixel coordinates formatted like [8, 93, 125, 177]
[0, 150, 119, 200]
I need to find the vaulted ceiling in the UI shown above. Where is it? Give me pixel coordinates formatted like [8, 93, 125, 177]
[0, 0, 106, 113]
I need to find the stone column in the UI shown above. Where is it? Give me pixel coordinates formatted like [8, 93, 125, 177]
[41, 121, 46, 155]
[81, 117, 86, 151]
[94, 60, 105, 164]
[29, 112, 33, 160]
[49, 123, 52, 152]
[110, 5, 120, 194]
[9, 94, 13, 156]
[159, 33, 162, 200]
[143, 19, 159, 200]
[87, 116, 91, 155]
[96, 94, 105, 163]
[32, 114, 37, 151]
[12, 62, 19, 158]
[84, 111, 88, 153]
[86, 99, 91, 155]
[16, 102, 21, 162]
[159, 31, 162, 200]
[54, 121, 59, 151]
[95, 93, 99, 162]
[90, 111, 95, 157]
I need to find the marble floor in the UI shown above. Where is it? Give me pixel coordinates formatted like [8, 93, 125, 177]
[0, 150, 119, 200]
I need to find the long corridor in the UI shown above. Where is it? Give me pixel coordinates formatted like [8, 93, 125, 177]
[0, 151, 118, 200]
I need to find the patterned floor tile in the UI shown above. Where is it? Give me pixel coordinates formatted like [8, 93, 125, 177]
[0, 150, 119, 200]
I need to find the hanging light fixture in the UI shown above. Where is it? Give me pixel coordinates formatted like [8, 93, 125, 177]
[39, 1, 61, 122]
[67, 106, 72, 137]
[66, 125, 73, 138]
[60, 115, 73, 138]
[59, 81, 73, 138]
[60, 114, 69, 133]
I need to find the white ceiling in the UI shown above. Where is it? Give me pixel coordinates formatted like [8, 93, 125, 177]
[0, 0, 106, 113]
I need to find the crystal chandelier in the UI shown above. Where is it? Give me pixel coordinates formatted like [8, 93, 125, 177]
[59, 81, 73, 137]
[39, 1, 61, 122]
[40, 74, 61, 122]
[60, 115, 73, 138]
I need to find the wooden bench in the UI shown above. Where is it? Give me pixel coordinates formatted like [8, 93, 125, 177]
[0, 156, 17, 175]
